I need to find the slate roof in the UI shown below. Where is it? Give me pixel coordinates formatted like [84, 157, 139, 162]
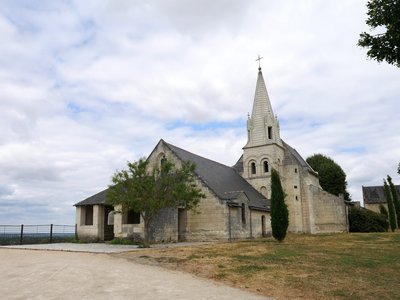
[281, 140, 318, 175]
[164, 141, 269, 211]
[363, 185, 400, 204]
[75, 189, 108, 206]
[75, 141, 269, 211]
[232, 155, 244, 173]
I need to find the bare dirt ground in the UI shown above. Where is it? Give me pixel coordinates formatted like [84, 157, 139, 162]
[0, 248, 270, 300]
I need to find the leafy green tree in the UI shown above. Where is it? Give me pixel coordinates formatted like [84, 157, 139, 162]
[383, 179, 398, 231]
[397, 162, 400, 175]
[106, 158, 204, 246]
[306, 154, 351, 201]
[270, 168, 289, 242]
[387, 175, 400, 225]
[358, 0, 400, 67]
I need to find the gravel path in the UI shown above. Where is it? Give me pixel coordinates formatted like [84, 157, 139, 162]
[0, 248, 270, 299]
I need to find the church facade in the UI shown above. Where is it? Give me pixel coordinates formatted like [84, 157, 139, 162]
[74, 67, 347, 242]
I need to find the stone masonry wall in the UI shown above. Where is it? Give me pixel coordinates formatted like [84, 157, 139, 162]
[365, 203, 387, 214]
[184, 183, 229, 241]
[227, 193, 251, 240]
[281, 164, 304, 233]
[149, 207, 178, 243]
[76, 205, 104, 242]
[250, 210, 271, 238]
[147, 141, 229, 242]
[311, 186, 347, 233]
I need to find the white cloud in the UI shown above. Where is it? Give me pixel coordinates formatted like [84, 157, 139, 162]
[0, 0, 399, 224]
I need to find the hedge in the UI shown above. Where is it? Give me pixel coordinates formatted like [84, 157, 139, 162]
[349, 206, 389, 232]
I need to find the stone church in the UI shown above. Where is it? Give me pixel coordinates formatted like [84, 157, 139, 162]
[74, 66, 347, 242]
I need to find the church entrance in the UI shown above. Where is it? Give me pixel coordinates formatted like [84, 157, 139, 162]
[178, 209, 187, 242]
[104, 205, 114, 241]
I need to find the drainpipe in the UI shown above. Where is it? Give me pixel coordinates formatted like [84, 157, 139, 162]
[249, 207, 253, 239]
[228, 205, 232, 242]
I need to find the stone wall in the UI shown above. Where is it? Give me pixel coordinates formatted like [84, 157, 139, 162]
[250, 210, 271, 238]
[227, 193, 251, 240]
[114, 206, 179, 242]
[282, 164, 305, 233]
[76, 205, 105, 241]
[242, 143, 285, 198]
[310, 186, 347, 233]
[149, 208, 179, 242]
[184, 183, 229, 241]
[365, 203, 387, 214]
[145, 141, 230, 242]
[113, 204, 145, 241]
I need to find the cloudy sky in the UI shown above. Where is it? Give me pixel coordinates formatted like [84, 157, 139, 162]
[0, 0, 399, 225]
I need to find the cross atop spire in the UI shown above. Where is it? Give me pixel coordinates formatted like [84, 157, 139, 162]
[255, 54, 263, 70]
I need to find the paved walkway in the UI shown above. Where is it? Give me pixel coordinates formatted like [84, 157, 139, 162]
[0, 248, 270, 299]
[1, 241, 212, 253]
[2, 242, 139, 253]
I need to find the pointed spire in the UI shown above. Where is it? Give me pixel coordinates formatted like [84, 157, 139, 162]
[245, 66, 281, 147]
[251, 68, 274, 120]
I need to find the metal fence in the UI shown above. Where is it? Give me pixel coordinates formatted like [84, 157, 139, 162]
[0, 224, 77, 245]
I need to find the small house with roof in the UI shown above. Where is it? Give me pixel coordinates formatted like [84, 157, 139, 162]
[75, 66, 347, 242]
[362, 185, 400, 213]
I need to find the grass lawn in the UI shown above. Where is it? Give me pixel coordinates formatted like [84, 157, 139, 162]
[116, 233, 400, 299]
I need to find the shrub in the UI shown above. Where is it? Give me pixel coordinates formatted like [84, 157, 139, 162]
[349, 206, 388, 232]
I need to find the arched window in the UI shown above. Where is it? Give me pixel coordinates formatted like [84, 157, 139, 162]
[267, 126, 273, 139]
[251, 162, 256, 175]
[260, 186, 267, 197]
[160, 156, 167, 166]
[263, 161, 269, 173]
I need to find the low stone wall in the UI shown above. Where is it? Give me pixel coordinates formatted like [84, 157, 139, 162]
[312, 187, 347, 233]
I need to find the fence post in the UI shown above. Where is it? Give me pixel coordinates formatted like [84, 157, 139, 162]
[20, 224, 24, 245]
[75, 224, 78, 241]
[50, 224, 53, 243]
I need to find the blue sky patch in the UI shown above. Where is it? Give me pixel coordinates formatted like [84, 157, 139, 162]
[167, 119, 245, 131]
[67, 102, 85, 114]
[337, 146, 366, 154]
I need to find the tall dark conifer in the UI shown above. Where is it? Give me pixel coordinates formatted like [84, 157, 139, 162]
[387, 175, 400, 225]
[383, 179, 398, 231]
[270, 168, 289, 242]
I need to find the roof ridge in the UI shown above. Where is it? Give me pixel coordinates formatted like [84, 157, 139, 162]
[165, 141, 234, 170]
[281, 139, 317, 174]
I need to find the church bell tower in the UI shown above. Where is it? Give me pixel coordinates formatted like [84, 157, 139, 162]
[242, 61, 285, 198]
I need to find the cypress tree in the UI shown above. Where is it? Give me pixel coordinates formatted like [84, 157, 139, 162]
[387, 175, 400, 225]
[383, 179, 398, 231]
[270, 168, 289, 242]
[379, 204, 388, 218]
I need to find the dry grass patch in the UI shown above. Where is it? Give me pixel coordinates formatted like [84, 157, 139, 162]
[115, 233, 400, 299]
